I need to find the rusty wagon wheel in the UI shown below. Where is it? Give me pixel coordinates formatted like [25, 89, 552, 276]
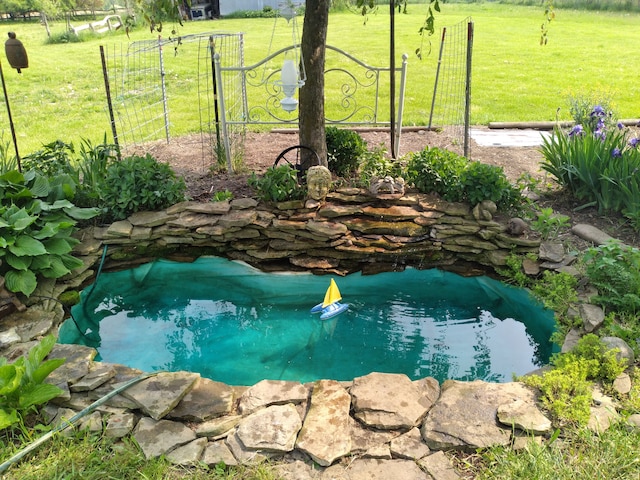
[273, 145, 320, 183]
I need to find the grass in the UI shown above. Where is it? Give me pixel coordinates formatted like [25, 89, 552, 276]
[0, 4, 639, 154]
[0, 429, 283, 479]
[468, 423, 640, 479]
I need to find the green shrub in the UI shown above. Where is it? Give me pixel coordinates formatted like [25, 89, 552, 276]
[21, 140, 75, 177]
[459, 161, 519, 209]
[325, 126, 368, 177]
[581, 241, 640, 315]
[523, 334, 627, 426]
[522, 356, 592, 426]
[560, 333, 628, 382]
[100, 153, 186, 221]
[0, 335, 65, 431]
[0, 170, 101, 296]
[405, 146, 467, 202]
[357, 145, 403, 188]
[531, 270, 578, 316]
[495, 253, 531, 288]
[248, 165, 306, 202]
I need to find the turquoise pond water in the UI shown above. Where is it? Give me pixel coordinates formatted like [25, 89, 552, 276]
[59, 256, 558, 385]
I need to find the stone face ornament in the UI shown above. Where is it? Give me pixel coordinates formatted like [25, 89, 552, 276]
[306, 165, 332, 201]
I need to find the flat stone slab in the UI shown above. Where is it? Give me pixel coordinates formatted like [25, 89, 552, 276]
[351, 372, 433, 430]
[296, 380, 352, 467]
[571, 224, 616, 245]
[321, 458, 430, 480]
[235, 403, 302, 453]
[121, 371, 200, 420]
[132, 417, 196, 459]
[238, 379, 309, 414]
[168, 377, 234, 422]
[421, 380, 546, 450]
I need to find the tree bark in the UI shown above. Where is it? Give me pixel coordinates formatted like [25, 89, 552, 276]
[298, 0, 329, 169]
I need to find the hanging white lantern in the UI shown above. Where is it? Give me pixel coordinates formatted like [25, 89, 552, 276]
[279, 59, 299, 112]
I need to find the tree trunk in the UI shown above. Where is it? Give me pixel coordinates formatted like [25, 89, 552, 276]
[298, 0, 329, 169]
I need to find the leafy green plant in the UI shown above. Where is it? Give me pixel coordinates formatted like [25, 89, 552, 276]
[211, 190, 233, 202]
[530, 207, 570, 240]
[72, 136, 120, 209]
[581, 241, 640, 315]
[99, 153, 187, 221]
[0, 170, 101, 296]
[495, 253, 531, 288]
[531, 270, 578, 317]
[21, 140, 75, 178]
[459, 161, 519, 209]
[248, 165, 306, 202]
[405, 146, 467, 202]
[523, 334, 627, 426]
[522, 355, 593, 426]
[568, 94, 617, 133]
[356, 144, 404, 188]
[325, 126, 368, 177]
[558, 333, 628, 382]
[0, 335, 65, 431]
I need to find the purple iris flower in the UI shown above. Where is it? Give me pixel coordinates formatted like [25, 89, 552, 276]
[569, 125, 584, 137]
[594, 129, 606, 141]
[611, 147, 622, 158]
[617, 122, 624, 130]
[629, 137, 639, 148]
[590, 105, 605, 117]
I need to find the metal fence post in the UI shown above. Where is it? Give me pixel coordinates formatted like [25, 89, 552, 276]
[158, 36, 170, 143]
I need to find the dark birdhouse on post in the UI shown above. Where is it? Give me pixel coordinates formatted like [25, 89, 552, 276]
[5, 32, 28, 73]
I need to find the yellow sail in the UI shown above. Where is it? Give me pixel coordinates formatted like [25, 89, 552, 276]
[322, 278, 342, 308]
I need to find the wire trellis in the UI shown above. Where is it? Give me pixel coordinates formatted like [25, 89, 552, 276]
[101, 32, 244, 173]
[428, 18, 474, 157]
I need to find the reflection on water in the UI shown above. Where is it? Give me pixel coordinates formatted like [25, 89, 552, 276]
[60, 256, 558, 385]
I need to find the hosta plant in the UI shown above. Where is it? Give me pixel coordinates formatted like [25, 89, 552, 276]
[0, 335, 65, 431]
[0, 170, 101, 296]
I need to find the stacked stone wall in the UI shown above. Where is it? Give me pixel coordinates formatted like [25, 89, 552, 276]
[85, 189, 540, 276]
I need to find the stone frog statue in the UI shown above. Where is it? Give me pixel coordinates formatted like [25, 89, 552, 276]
[306, 165, 333, 202]
[369, 176, 405, 196]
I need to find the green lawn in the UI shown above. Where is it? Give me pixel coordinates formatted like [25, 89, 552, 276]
[0, 4, 638, 155]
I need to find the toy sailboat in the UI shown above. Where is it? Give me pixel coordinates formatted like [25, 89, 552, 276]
[310, 278, 349, 320]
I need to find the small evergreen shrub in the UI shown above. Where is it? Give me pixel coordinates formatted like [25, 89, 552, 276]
[325, 126, 368, 177]
[100, 153, 186, 221]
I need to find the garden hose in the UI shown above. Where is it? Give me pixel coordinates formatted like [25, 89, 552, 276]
[0, 370, 162, 474]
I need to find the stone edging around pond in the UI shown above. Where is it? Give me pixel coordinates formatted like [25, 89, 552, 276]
[0, 192, 637, 478]
[20, 343, 638, 480]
